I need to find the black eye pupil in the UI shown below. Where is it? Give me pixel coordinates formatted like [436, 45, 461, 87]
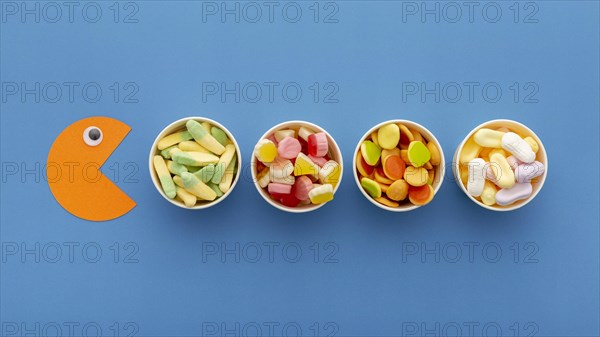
[88, 128, 101, 141]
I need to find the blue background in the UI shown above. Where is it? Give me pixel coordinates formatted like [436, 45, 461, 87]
[1, 1, 599, 336]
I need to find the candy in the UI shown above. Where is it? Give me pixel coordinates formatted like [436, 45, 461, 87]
[218, 155, 237, 193]
[375, 197, 399, 208]
[308, 132, 329, 157]
[308, 184, 334, 204]
[161, 145, 179, 159]
[407, 141, 431, 168]
[398, 124, 414, 148]
[173, 151, 220, 166]
[404, 166, 428, 187]
[378, 182, 390, 193]
[308, 154, 328, 167]
[186, 120, 225, 155]
[293, 176, 313, 201]
[473, 128, 505, 148]
[176, 187, 197, 207]
[411, 129, 424, 143]
[495, 183, 533, 206]
[178, 141, 210, 153]
[255, 125, 340, 208]
[274, 129, 295, 142]
[427, 170, 435, 185]
[357, 123, 442, 208]
[257, 167, 270, 188]
[382, 148, 401, 160]
[254, 139, 278, 163]
[480, 181, 497, 206]
[370, 131, 379, 146]
[278, 137, 302, 159]
[377, 123, 400, 149]
[361, 178, 381, 198]
[408, 184, 434, 206]
[400, 150, 410, 165]
[294, 153, 320, 176]
[207, 182, 224, 198]
[427, 142, 441, 166]
[361, 141, 381, 166]
[180, 171, 216, 201]
[210, 127, 228, 146]
[154, 120, 239, 208]
[524, 137, 539, 153]
[212, 144, 236, 184]
[506, 155, 521, 170]
[501, 132, 536, 163]
[194, 164, 215, 183]
[386, 179, 409, 201]
[270, 159, 295, 185]
[268, 183, 292, 195]
[515, 161, 545, 183]
[460, 137, 483, 164]
[319, 160, 341, 187]
[356, 152, 375, 178]
[374, 167, 394, 185]
[490, 152, 516, 189]
[157, 131, 193, 150]
[172, 175, 184, 188]
[485, 164, 499, 184]
[153, 155, 176, 198]
[382, 155, 406, 181]
[298, 126, 313, 141]
[467, 158, 486, 197]
[166, 160, 188, 176]
[459, 123, 545, 209]
[279, 191, 301, 207]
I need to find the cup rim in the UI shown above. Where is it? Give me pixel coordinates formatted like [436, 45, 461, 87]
[148, 116, 242, 210]
[352, 119, 446, 212]
[453, 119, 548, 211]
[250, 120, 344, 213]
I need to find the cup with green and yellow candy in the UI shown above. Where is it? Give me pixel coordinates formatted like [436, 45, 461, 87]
[149, 117, 241, 209]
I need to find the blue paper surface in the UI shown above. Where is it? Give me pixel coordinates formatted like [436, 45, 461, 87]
[1, 1, 599, 336]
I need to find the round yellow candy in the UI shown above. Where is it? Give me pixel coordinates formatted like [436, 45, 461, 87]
[377, 124, 400, 150]
[404, 166, 428, 187]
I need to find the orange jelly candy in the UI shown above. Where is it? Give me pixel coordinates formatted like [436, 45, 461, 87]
[382, 155, 406, 181]
[408, 184, 434, 206]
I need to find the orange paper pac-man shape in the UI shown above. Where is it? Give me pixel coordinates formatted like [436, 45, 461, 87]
[47, 116, 136, 221]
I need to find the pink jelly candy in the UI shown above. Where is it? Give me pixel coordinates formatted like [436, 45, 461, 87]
[268, 183, 292, 195]
[293, 176, 314, 201]
[309, 154, 328, 167]
[308, 132, 328, 157]
[277, 137, 302, 159]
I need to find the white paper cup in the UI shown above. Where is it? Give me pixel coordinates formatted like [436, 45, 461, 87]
[149, 117, 241, 209]
[453, 119, 548, 211]
[251, 121, 343, 213]
[353, 120, 445, 212]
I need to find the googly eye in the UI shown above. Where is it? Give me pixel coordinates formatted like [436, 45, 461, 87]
[83, 126, 103, 146]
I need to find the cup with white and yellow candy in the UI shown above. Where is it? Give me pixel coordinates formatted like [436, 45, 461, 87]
[453, 119, 548, 211]
[149, 117, 241, 209]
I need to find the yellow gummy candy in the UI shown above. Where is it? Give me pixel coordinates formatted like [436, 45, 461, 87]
[294, 153, 320, 176]
[318, 160, 341, 187]
[460, 137, 482, 164]
[308, 184, 334, 204]
[254, 139, 277, 163]
[490, 152, 515, 189]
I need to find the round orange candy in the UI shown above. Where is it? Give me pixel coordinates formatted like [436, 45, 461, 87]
[383, 155, 406, 181]
[408, 184, 434, 206]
